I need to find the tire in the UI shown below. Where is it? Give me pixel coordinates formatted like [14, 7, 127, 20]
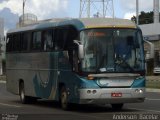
[60, 86, 70, 110]
[111, 103, 124, 110]
[19, 82, 37, 104]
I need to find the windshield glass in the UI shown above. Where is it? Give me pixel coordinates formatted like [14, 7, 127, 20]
[80, 28, 145, 73]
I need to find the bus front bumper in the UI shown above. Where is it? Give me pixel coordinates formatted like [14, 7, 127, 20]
[79, 88, 145, 104]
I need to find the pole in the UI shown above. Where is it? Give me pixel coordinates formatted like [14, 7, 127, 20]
[23, 0, 26, 26]
[112, 0, 114, 18]
[154, 0, 159, 23]
[102, 0, 105, 17]
[88, 0, 90, 18]
[136, 0, 139, 25]
[80, 0, 82, 18]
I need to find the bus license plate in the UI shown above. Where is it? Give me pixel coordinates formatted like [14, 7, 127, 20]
[111, 93, 122, 97]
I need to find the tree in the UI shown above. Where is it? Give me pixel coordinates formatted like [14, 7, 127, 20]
[131, 11, 160, 25]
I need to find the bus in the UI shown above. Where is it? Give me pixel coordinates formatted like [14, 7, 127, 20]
[6, 18, 145, 110]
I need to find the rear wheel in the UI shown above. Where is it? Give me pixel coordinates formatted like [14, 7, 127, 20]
[60, 86, 70, 110]
[19, 82, 28, 104]
[19, 82, 37, 104]
[111, 103, 124, 110]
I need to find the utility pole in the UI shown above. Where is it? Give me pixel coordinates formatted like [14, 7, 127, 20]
[79, 0, 82, 18]
[153, 0, 159, 23]
[87, 0, 90, 18]
[23, 0, 27, 26]
[136, 0, 139, 25]
[102, 0, 105, 17]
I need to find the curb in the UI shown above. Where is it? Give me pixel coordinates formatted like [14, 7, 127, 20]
[146, 88, 160, 93]
[0, 80, 6, 83]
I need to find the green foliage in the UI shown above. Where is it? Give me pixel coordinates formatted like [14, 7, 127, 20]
[131, 11, 160, 25]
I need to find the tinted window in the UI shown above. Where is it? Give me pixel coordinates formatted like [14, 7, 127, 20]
[21, 32, 31, 52]
[55, 27, 69, 50]
[6, 34, 13, 52]
[6, 33, 21, 52]
[42, 29, 53, 51]
[32, 31, 42, 51]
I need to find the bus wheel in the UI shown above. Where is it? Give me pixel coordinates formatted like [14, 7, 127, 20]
[60, 86, 70, 110]
[19, 82, 28, 104]
[111, 103, 124, 110]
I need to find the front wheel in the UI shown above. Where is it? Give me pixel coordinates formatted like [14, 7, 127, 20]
[111, 103, 124, 110]
[60, 86, 70, 110]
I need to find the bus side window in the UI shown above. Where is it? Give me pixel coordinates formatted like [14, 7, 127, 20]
[7, 34, 21, 52]
[6, 34, 12, 52]
[67, 26, 79, 72]
[55, 27, 69, 50]
[21, 32, 31, 52]
[42, 29, 53, 51]
[32, 31, 42, 51]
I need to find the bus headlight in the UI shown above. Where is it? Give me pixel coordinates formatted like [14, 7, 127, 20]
[139, 89, 143, 93]
[135, 89, 143, 94]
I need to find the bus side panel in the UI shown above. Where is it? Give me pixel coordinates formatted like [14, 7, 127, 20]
[32, 52, 59, 99]
[6, 53, 36, 96]
[6, 51, 83, 102]
[56, 51, 82, 103]
[6, 54, 23, 95]
[6, 52, 55, 98]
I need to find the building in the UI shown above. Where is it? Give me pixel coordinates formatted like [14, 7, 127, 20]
[140, 23, 160, 62]
[140, 23, 160, 74]
[17, 13, 38, 28]
[0, 18, 4, 38]
[0, 18, 4, 75]
[139, 0, 160, 75]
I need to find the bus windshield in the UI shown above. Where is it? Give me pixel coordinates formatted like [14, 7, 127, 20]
[80, 28, 145, 73]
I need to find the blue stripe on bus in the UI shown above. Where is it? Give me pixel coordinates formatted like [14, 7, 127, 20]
[32, 52, 57, 99]
[33, 74, 52, 98]
[131, 78, 145, 88]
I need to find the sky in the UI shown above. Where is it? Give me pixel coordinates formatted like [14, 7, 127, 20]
[0, 0, 159, 34]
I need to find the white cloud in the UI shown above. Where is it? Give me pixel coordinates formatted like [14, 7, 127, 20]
[0, 0, 69, 33]
[0, 1, 22, 15]
[124, 12, 136, 20]
[119, 0, 155, 19]
[0, 0, 69, 19]
[120, 0, 153, 12]
[26, 0, 68, 19]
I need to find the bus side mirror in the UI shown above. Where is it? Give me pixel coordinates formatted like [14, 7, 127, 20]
[143, 39, 154, 59]
[74, 40, 84, 59]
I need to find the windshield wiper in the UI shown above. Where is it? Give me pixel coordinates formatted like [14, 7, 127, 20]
[115, 57, 134, 72]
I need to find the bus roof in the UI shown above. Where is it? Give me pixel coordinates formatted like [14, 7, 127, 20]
[7, 18, 137, 34]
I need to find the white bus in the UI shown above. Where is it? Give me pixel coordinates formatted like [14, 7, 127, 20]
[6, 18, 146, 110]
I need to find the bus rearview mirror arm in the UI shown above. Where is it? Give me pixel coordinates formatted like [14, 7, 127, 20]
[74, 40, 84, 59]
[143, 39, 154, 59]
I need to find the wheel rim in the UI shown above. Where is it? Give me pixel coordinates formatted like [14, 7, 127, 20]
[20, 89, 25, 101]
[20, 83, 25, 102]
